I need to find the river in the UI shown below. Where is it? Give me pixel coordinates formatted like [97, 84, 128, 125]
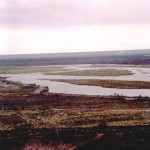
[0, 64, 150, 97]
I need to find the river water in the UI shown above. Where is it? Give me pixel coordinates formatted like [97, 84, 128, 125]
[0, 64, 150, 97]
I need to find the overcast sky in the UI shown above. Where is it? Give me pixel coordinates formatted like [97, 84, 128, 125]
[0, 0, 150, 55]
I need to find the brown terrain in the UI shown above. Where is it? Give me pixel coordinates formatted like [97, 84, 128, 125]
[0, 76, 150, 149]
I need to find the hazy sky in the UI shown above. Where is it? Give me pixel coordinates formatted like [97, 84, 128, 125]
[0, 0, 150, 55]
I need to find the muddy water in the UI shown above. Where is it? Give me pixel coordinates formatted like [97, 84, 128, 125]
[0, 65, 150, 97]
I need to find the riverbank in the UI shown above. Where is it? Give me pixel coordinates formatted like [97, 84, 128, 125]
[0, 76, 49, 95]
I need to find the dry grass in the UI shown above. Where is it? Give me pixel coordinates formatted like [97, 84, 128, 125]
[1, 107, 150, 130]
[0, 93, 150, 130]
[42, 79, 150, 89]
[0, 66, 66, 74]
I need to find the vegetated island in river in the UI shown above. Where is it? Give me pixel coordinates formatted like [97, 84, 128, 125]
[42, 79, 150, 89]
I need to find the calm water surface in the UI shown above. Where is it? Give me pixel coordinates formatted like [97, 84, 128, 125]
[1, 65, 150, 97]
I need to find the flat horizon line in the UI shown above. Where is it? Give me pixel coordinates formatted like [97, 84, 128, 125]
[0, 48, 150, 56]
